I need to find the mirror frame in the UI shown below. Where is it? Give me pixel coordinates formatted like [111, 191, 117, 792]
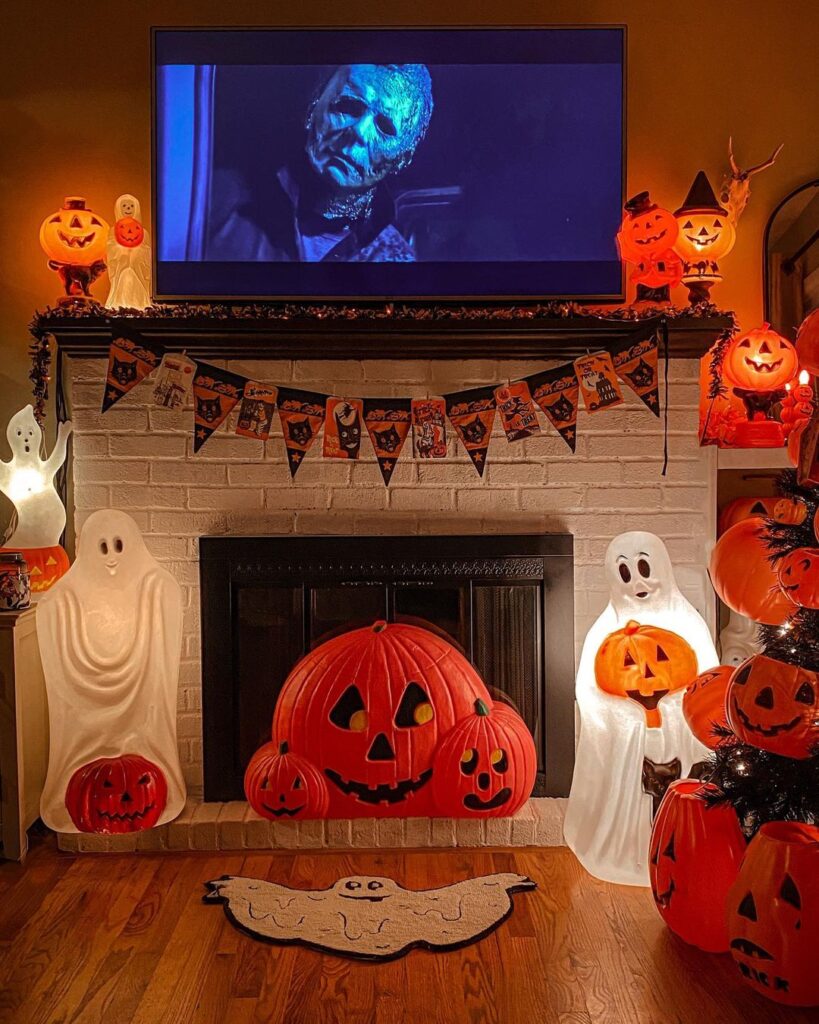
[763, 177, 819, 325]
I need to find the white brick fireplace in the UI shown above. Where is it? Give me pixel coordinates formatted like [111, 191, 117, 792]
[60, 353, 715, 850]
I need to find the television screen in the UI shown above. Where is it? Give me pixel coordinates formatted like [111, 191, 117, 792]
[153, 28, 625, 301]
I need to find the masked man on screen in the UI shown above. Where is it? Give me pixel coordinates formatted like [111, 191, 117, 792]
[207, 63, 434, 263]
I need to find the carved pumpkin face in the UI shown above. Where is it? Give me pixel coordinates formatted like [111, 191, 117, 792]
[773, 497, 808, 526]
[722, 324, 799, 391]
[39, 197, 109, 266]
[727, 821, 819, 1007]
[431, 699, 536, 817]
[778, 547, 819, 609]
[726, 655, 819, 759]
[114, 215, 144, 248]
[617, 203, 679, 262]
[65, 753, 167, 833]
[244, 741, 329, 820]
[272, 621, 492, 817]
[709, 519, 793, 626]
[717, 495, 779, 535]
[650, 781, 747, 953]
[595, 620, 698, 727]
[682, 666, 733, 748]
[674, 211, 736, 263]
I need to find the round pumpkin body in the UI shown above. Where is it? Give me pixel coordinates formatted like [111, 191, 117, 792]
[709, 519, 793, 625]
[796, 308, 819, 376]
[773, 497, 808, 526]
[244, 741, 329, 820]
[727, 821, 819, 1007]
[674, 209, 736, 265]
[722, 323, 799, 392]
[617, 195, 679, 263]
[726, 654, 819, 759]
[650, 780, 747, 953]
[777, 547, 819, 609]
[717, 495, 779, 535]
[39, 196, 109, 267]
[65, 754, 167, 833]
[0, 544, 69, 594]
[594, 620, 698, 728]
[272, 621, 492, 817]
[682, 666, 733, 748]
[114, 215, 145, 248]
[431, 699, 536, 817]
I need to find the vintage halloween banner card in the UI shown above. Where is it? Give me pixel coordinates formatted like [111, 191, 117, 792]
[102, 334, 164, 412]
[277, 387, 328, 476]
[363, 398, 412, 484]
[192, 362, 246, 452]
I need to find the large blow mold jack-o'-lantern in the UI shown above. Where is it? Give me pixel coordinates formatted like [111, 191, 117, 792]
[65, 754, 167, 834]
[38, 197, 109, 303]
[264, 621, 534, 818]
[673, 171, 736, 305]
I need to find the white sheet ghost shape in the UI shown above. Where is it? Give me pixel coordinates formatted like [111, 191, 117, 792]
[0, 406, 71, 548]
[204, 873, 535, 959]
[38, 509, 186, 832]
[563, 531, 718, 887]
[719, 608, 761, 666]
[105, 194, 152, 310]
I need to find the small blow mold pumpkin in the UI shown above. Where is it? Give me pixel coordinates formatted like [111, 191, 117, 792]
[709, 519, 793, 626]
[717, 495, 779, 535]
[39, 196, 109, 267]
[777, 547, 819, 609]
[65, 753, 167, 833]
[114, 215, 145, 248]
[594, 620, 698, 727]
[682, 665, 733, 748]
[726, 654, 819, 759]
[650, 780, 747, 953]
[431, 699, 536, 817]
[773, 496, 808, 526]
[722, 323, 799, 392]
[244, 741, 329, 820]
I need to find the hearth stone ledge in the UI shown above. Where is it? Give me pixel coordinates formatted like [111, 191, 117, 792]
[56, 797, 566, 853]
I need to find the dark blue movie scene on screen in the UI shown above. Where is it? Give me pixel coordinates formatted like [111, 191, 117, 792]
[154, 28, 625, 299]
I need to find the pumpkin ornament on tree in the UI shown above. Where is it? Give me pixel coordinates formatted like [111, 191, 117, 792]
[616, 191, 682, 304]
[682, 665, 733, 748]
[38, 196, 109, 303]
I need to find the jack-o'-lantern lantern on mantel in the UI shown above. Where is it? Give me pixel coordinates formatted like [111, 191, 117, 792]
[38, 197, 109, 303]
[673, 171, 736, 305]
[616, 191, 682, 305]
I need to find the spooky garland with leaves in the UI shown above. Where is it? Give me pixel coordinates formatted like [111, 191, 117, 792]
[706, 468, 819, 835]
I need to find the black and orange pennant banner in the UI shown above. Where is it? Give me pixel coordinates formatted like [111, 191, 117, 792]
[444, 386, 497, 477]
[324, 398, 364, 460]
[363, 398, 412, 484]
[527, 364, 580, 452]
[102, 333, 164, 412]
[277, 387, 328, 477]
[192, 362, 246, 452]
[236, 382, 278, 440]
[494, 380, 541, 443]
[610, 330, 660, 417]
[574, 351, 624, 413]
[411, 398, 447, 459]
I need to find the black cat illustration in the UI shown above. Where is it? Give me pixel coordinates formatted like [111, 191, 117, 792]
[625, 357, 655, 391]
[110, 356, 137, 388]
[336, 404, 361, 456]
[460, 416, 487, 446]
[196, 395, 221, 423]
[373, 424, 402, 453]
[287, 418, 313, 447]
[547, 393, 574, 423]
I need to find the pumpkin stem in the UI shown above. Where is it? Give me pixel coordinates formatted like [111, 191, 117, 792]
[474, 699, 490, 717]
[624, 620, 640, 636]
[372, 621, 387, 633]
[279, 741, 289, 755]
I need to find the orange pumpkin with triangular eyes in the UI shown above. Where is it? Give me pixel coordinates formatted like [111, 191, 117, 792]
[777, 547, 819, 609]
[39, 196, 109, 267]
[682, 665, 733, 748]
[722, 324, 799, 392]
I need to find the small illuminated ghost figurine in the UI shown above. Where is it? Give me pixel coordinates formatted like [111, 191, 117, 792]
[719, 608, 761, 667]
[0, 406, 72, 594]
[105, 194, 152, 310]
[38, 509, 186, 833]
[563, 532, 718, 887]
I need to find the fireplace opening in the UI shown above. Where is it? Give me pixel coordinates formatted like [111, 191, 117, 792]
[200, 534, 574, 802]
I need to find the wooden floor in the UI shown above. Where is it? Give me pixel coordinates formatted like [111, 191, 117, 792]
[0, 837, 811, 1024]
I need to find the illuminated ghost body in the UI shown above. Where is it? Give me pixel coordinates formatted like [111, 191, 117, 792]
[105, 194, 152, 310]
[0, 406, 71, 548]
[38, 509, 185, 832]
[719, 608, 761, 666]
[563, 531, 718, 886]
[204, 872, 534, 959]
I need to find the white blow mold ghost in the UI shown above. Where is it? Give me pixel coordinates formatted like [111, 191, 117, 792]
[37, 509, 186, 833]
[563, 531, 718, 887]
[105, 194, 152, 310]
[719, 608, 761, 666]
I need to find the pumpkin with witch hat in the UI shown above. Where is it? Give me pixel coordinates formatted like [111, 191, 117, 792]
[673, 171, 736, 303]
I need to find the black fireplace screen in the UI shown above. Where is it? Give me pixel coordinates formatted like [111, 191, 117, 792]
[200, 535, 574, 801]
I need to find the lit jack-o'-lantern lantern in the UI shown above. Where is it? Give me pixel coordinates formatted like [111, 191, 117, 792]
[727, 821, 819, 1007]
[650, 780, 747, 952]
[65, 753, 167, 833]
[616, 191, 681, 304]
[594, 620, 698, 727]
[709, 518, 793, 626]
[38, 197, 109, 302]
[682, 666, 733, 748]
[272, 621, 492, 817]
[244, 741, 329, 820]
[778, 547, 819, 609]
[431, 699, 536, 817]
[722, 324, 799, 393]
[726, 654, 819, 759]
[113, 215, 145, 248]
[796, 309, 819, 377]
[673, 171, 736, 304]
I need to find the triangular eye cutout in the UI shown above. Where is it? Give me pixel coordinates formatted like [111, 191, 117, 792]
[624, 650, 636, 667]
[796, 681, 816, 706]
[733, 662, 753, 685]
[329, 685, 366, 729]
[292, 776, 303, 790]
[644, 665, 655, 679]
[394, 682, 433, 728]
[750, 502, 767, 515]
[663, 834, 676, 861]
[738, 892, 757, 922]
[780, 874, 801, 910]
[656, 646, 669, 662]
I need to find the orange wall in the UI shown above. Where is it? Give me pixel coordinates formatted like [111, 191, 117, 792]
[2, 0, 818, 435]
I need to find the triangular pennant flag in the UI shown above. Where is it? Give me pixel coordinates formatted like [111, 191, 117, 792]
[527, 364, 580, 452]
[363, 398, 412, 484]
[101, 333, 164, 412]
[494, 380, 541, 442]
[444, 386, 496, 477]
[277, 387, 328, 477]
[324, 398, 364, 460]
[236, 382, 278, 440]
[574, 351, 624, 413]
[192, 362, 246, 452]
[610, 330, 661, 416]
[411, 398, 447, 458]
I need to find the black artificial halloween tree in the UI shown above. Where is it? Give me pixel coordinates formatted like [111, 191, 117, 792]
[708, 469, 819, 833]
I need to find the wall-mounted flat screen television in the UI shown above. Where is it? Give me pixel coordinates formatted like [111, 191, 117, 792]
[153, 27, 625, 301]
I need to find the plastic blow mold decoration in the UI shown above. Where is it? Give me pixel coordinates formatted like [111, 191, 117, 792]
[65, 754, 168, 834]
[709, 518, 793, 626]
[246, 620, 536, 820]
[649, 780, 747, 953]
[717, 495, 779, 535]
[39, 196, 109, 302]
[682, 665, 734, 748]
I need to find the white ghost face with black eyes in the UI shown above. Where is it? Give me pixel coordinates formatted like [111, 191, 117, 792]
[77, 509, 151, 585]
[605, 532, 676, 615]
[6, 406, 41, 466]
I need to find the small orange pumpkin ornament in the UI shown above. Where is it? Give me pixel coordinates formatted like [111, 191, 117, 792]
[717, 495, 779, 535]
[113, 215, 145, 248]
[795, 308, 819, 376]
[726, 654, 819, 759]
[682, 666, 733, 748]
[722, 323, 799, 393]
[777, 547, 819, 609]
[244, 741, 329, 820]
[773, 496, 808, 526]
[594, 621, 698, 727]
[709, 519, 793, 625]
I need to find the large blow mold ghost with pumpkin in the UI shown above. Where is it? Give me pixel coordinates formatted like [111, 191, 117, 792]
[245, 621, 536, 819]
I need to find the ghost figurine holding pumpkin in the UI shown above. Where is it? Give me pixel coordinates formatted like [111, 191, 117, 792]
[105, 194, 152, 310]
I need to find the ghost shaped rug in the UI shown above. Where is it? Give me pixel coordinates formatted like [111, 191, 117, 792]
[204, 872, 535, 960]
